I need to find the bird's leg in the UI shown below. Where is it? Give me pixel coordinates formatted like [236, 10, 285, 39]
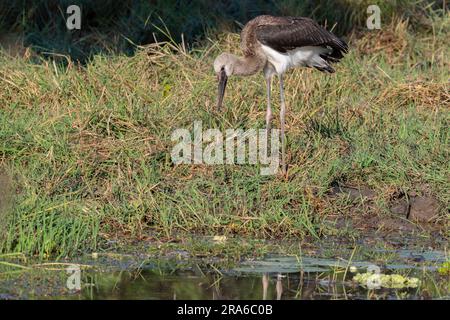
[279, 75, 287, 174]
[265, 77, 272, 132]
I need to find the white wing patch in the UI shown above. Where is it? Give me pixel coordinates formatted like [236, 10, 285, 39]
[261, 45, 331, 74]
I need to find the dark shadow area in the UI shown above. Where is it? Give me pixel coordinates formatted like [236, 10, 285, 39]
[0, 0, 446, 63]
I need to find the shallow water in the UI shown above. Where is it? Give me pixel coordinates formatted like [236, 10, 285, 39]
[0, 248, 448, 300]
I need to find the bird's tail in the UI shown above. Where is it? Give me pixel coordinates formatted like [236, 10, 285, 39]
[314, 64, 335, 73]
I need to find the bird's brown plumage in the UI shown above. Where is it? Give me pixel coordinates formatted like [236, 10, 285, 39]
[241, 15, 348, 64]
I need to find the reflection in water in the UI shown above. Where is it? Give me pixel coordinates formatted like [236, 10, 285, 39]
[262, 274, 268, 300]
[276, 274, 283, 300]
[261, 273, 283, 300]
[69, 267, 447, 300]
[0, 250, 447, 300]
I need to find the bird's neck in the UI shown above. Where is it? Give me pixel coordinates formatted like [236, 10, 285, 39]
[234, 53, 266, 76]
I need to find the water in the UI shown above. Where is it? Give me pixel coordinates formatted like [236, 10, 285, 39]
[0, 248, 448, 300]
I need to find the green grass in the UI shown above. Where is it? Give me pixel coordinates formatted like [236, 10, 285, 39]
[0, 7, 449, 258]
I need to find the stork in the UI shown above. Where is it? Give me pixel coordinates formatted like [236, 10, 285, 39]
[213, 15, 348, 173]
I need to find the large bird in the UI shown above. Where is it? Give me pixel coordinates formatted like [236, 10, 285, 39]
[213, 15, 348, 172]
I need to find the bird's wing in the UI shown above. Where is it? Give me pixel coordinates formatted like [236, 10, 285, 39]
[255, 17, 348, 59]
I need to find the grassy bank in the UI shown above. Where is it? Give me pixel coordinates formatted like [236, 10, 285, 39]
[0, 8, 449, 258]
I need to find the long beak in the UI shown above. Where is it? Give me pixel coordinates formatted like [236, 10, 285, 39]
[216, 69, 228, 109]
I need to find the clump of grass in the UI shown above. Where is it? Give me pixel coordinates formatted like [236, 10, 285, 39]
[0, 7, 449, 258]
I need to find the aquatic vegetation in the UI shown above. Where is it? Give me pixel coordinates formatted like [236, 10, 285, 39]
[353, 272, 420, 289]
[438, 261, 450, 275]
[349, 266, 358, 273]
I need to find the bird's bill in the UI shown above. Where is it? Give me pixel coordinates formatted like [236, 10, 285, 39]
[216, 69, 228, 109]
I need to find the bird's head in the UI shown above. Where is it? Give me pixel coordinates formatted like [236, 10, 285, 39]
[213, 53, 238, 109]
